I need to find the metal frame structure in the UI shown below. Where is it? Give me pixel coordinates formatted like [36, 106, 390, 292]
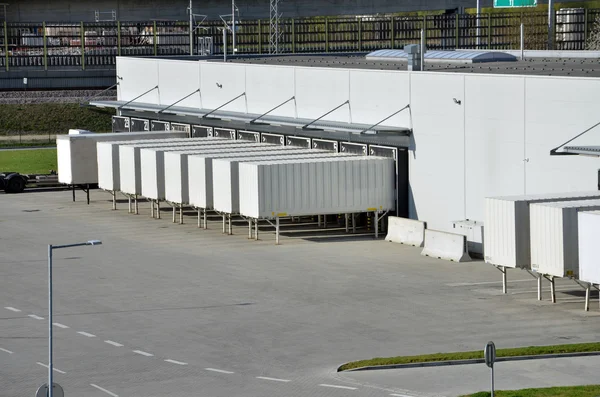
[269, 0, 281, 54]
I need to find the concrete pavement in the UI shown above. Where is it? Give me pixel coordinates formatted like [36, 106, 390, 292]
[1, 189, 599, 397]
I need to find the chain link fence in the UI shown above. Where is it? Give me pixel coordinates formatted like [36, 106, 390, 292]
[1, 9, 599, 70]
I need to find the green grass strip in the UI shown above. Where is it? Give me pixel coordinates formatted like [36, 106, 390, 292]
[0, 104, 113, 135]
[462, 385, 600, 397]
[338, 342, 600, 371]
[0, 149, 58, 175]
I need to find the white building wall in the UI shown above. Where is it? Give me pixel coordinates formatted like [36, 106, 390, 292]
[116, 58, 600, 233]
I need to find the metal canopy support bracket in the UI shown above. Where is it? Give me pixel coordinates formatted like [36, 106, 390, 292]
[118, 85, 159, 111]
[302, 100, 350, 130]
[359, 104, 410, 135]
[80, 82, 119, 107]
[495, 265, 508, 294]
[158, 89, 200, 114]
[550, 120, 600, 156]
[203, 92, 246, 119]
[250, 96, 295, 124]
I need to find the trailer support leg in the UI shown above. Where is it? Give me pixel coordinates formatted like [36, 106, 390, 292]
[501, 266, 507, 294]
[157, 200, 161, 219]
[203, 208, 207, 229]
[248, 219, 252, 239]
[86, 184, 90, 205]
[151, 201, 155, 218]
[374, 211, 379, 238]
[222, 214, 226, 234]
[255, 219, 259, 240]
[537, 274, 542, 301]
[352, 214, 356, 234]
[198, 208, 201, 228]
[128, 196, 132, 213]
[318, 215, 322, 228]
[585, 283, 591, 312]
[550, 276, 556, 303]
[112, 191, 117, 210]
[180, 205, 184, 224]
[135, 195, 139, 215]
[276, 216, 280, 245]
[345, 213, 349, 233]
[228, 214, 232, 235]
[324, 215, 327, 229]
[172, 206, 176, 223]
[72, 184, 75, 202]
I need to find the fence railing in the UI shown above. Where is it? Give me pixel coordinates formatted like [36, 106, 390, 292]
[1, 9, 599, 70]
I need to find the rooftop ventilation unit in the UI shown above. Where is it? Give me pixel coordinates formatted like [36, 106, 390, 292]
[366, 49, 517, 64]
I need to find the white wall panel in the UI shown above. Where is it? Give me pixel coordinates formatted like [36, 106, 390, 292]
[349, 70, 411, 127]
[245, 65, 295, 117]
[525, 77, 600, 196]
[158, 60, 201, 108]
[464, 75, 526, 221]
[408, 73, 465, 230]
[294, 67, 350, 122]
[117, 57, 160, 103]
[200, 62, 247, 112]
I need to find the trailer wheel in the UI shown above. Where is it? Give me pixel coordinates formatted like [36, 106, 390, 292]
[5, 175, 26, 193]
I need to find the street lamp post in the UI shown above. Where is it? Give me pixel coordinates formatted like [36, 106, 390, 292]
[45, 240, 102, 397]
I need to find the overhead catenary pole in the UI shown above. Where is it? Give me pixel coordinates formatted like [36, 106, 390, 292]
[189, 0, 193, 55]
[232, 0, 236, 53]
[476, 0, 481, 48]
[548, 0, 554, 50]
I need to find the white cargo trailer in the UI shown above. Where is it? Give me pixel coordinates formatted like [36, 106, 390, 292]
[57, 131, 184, 185]
[140, 142, 299, 202]
[530, 199, 600, 280]
[119, 138, 230, 197]
[211, 150, 343, 215]
[163, 143, 276, 206]
[97, 137, 190, 192]
[484, 191, 600, 270]
[578, 211, 600, 286]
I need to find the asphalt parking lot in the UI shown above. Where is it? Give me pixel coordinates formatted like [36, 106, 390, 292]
[1, 190, 599, 397]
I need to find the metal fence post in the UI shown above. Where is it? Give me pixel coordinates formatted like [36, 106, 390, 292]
[43, 22, 47, 70]
[292, 19, 296, 53]
[358, 17, 362, 51]
[153, 20, 158, 55]
[81, 22, 85, 70]
[454, 14, 460, 50]
[3, 21, 7, 71]
[258, 20, 262, 54]
[488, 13, 492, 49]
[325, 17, 329, 52]
[390, 16, 394, 49]
[584, 9, 589, 48]
[117, 20, 121, 56]
[423, 15, 427, 49]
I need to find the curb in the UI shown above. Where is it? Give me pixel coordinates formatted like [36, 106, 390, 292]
[341, 351, 600, 372]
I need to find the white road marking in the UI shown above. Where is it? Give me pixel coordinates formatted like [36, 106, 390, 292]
[90, 383, 119, 397]
[77, 331, 96, 337]
[28, 314, 44, 320]
[0, 347, 14, 354]
[390, 394, 412, 397]
[446, 279, 532, 287]
[36, 362, 66, 374]
[133, 350, 153, 357]
[165, 359, 187, 365]
[319, 384, 358, 390]
[4, 307, 21, 312]
[104, 340, 124, 347]
[256, 376, 291, 382]
[53, 323, 69, 329]
[204, 368, 234, 374]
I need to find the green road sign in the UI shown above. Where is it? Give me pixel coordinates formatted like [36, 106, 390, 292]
[494, 0, 537, 7]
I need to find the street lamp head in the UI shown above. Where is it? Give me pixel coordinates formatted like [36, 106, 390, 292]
[86, 240, 102, 246]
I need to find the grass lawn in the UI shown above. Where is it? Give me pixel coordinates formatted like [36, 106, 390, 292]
[0, 149, 57, 175]
[338, 342, 600, 371]
[462, 385, 600, 397]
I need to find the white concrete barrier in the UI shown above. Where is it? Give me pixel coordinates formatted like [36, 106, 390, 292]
[421, 229, 472, 262]
[385, 217, 426, 247]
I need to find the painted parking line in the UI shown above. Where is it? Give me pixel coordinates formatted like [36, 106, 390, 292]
[28, 314, 44, 320]
[165, 359, 187, 365]
[133, 350, 153, 357]
[90, 383, 119, 397]
[77, 331, 96, 338]
[204, 368, 234, 374]
[319, 384, 357, 390]
[0, 347, 14, 354]
[53, 323, 69, 329]
[36, 362, 66, 374]
[4, 307, 21, 312]
[104, 340, 124, 347]
[256, 376, 291, 382]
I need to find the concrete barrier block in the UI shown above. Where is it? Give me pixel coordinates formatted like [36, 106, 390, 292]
[385, 217, 426, 247]
[421, 229, 472, 262]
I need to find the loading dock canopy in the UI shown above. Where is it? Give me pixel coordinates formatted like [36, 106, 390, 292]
[89, 100, 410, 136]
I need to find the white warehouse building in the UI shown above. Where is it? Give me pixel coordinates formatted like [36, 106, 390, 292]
[90, 52, 600, 234]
